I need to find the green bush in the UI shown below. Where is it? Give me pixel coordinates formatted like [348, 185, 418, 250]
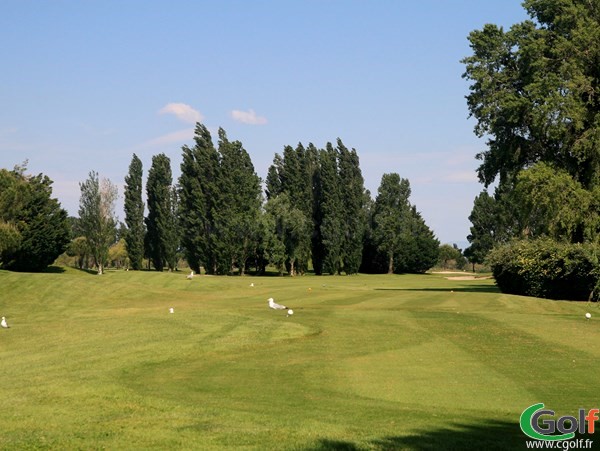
[488, 239, 600, 300]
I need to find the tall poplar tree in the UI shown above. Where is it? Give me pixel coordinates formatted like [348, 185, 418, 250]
[265, 144, 313, 274]
[215, 128, 262, 275]
[123, 154, 144, 270]
[306, 143, 324, 275]
[337, 139, 366, 274]
[319, 143, 344, 274]
[178, 124, 220, 274]
[145, 153, 177, 271]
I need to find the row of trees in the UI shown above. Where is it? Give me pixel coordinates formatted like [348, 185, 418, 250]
[0, 128, 440, 274]
[107, 124, 439, 275]
[71, 124, 439, 276]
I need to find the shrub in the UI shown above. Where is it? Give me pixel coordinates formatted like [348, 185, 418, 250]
[488, 239, 600, 300]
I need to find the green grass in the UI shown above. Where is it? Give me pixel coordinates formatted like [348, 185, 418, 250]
[1, 268, 599, 450]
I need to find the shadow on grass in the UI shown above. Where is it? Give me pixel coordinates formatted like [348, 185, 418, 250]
[305, 420, 525, 450]
[72, 267, 99, 275]
[41, 266, 66, 274]
[375, 285, 500, 294]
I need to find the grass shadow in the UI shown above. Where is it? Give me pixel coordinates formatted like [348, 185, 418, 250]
[305, 420, 527, 450]
[41, 266, 66, 274]
[72, 267, 99, 275]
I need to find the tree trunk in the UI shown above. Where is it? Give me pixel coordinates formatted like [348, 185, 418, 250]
[387, 253, 394, 274]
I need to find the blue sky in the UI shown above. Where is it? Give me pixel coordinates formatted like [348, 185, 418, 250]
[0, 0, 529, 247]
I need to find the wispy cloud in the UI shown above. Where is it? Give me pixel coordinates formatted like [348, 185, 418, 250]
[159, 103, 204, 124]
[136, 128, 194, 150]
[230, 109, 268, 125]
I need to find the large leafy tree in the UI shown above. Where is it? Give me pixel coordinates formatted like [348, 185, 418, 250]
[123, 154, 145, 270]
[464, 190, 513, 267]
[463, 0, 600, 189]
[371, 173, 412, 274]
[395, 206, 439, 274]
[0, 167, 70, 271]
[511, 162, 594, 242]
[145, 154, 178, 271]
[78, 171, 118, 274]
[263, 193, 310, 276]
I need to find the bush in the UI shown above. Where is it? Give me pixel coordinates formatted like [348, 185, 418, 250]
[488, 239, 600, 300]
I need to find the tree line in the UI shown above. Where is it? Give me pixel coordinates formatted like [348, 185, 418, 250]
[0, 124, 440, 275]
[114, 124, 439, 275]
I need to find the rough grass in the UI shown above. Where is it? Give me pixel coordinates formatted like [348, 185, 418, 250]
[0, 268, 598, 450]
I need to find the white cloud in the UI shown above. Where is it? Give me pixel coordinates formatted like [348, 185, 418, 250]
[159, 103, 204, 124]
[230, 109, 268, 125]
[136, 128, 194, 150]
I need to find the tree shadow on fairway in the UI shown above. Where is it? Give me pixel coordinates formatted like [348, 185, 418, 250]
[72, 267, 100, 275]
[305, 420, 524, 450]
[375, 284, 500, 294]
[41, 265, 66, 274]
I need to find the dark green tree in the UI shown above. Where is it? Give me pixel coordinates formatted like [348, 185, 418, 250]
[319, 143, 344, 274]
[465, 188, 516, 268]
[145, 154, 177, 271]
[0, 168, 70, 271]
[372, 173, 412, 274]
[306, 143, 324, 275]
[264, 193, 310, 276]
[123, 154, 145, 270]
[178, 124, 220, 274]
[79, 171, 118, 274]
[337, 139, 366, 274]
[215, 128, 262, 275]
[395, 206, 439, 273]
[265, 143, 313, 274]
[462, 0, 600, 189]
[265, 153, 284, 200]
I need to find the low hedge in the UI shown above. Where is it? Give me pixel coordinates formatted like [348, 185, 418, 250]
[488, 239, 600, 300]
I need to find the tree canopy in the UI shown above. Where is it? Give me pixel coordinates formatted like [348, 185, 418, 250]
[78, 172, 118, 274]
[463, 0, 600, 266]
[463, 0, 600, 189]
[124, 154, 145, 270]
[0, 166, 70, 271]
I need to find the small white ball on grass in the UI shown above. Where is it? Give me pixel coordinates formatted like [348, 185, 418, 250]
[287, 309, 294, 316]
[586, 312, 591, 319]
[169, 308, 174, 314]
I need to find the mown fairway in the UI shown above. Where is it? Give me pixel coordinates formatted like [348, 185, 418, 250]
[1, 268, 599, 450]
